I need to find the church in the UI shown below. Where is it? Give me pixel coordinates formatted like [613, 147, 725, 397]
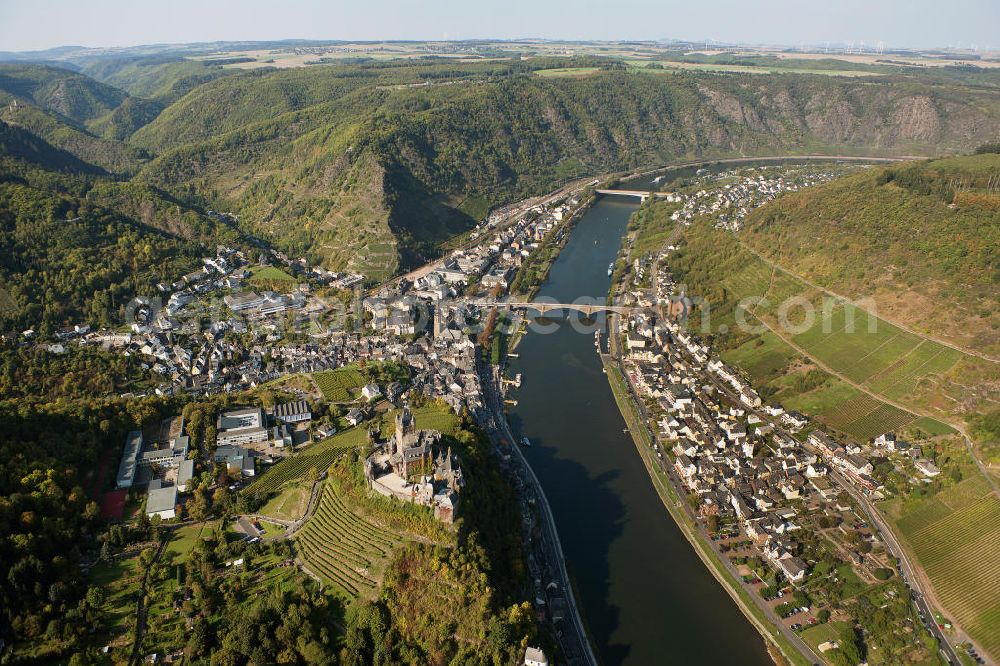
[364, 405, 464, 523]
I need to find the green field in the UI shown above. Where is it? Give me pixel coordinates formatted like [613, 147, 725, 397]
[295, 482, 405, 599]
[534, 67, 601, 78]
[313, 366, 367, 402]
[798, 621, 850, 649]
[260, 482, 311, 521]
[721, 330, 799, 383]
[911, 417, 958, 437]
[164, 521, 215, 561]
[249, 265, 296, 283]
[891, 476, 1000, 658]
[90, 554, 143, 632]
[778, 377, 860, 417]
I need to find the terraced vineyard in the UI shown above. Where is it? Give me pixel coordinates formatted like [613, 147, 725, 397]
[295, 483, 404, 598]
[313, 366, 367, 402]
[675, 225, 969, 442]
[246, 431, 367, 497]
[892, 477, 1000, 659]
[835, 403, 917, 442]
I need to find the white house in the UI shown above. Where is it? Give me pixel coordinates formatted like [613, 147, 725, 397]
[524, 647, 548, 666]
[915, 459, 941, 477]
[146, 483, 177, 520]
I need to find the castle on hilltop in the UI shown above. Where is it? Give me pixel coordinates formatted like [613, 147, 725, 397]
[364, 405, 463, 523]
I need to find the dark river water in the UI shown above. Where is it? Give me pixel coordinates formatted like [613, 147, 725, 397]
[507, 197, 773, 665]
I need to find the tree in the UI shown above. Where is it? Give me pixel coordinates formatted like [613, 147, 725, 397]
[188, 487, 211, 521]
[212, 486, 231, 510]
[706, 514, 720, 533]
[85, 586, 106, 608]
[832, 625, 863, 665]
[139, 547, 157, 569]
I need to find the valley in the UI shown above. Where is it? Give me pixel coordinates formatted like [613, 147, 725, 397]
[1, 32, 1000, 666]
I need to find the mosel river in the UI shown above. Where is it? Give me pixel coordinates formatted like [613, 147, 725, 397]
[507, 193, 773, 665]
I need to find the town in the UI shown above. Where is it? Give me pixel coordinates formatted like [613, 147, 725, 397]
[660, 163, 845, 231]
[598, 214, 957, 663]
[19, 161, 945, 666]
[59, 179, 592, 666]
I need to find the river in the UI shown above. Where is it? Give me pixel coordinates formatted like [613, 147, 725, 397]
[506, 195, 773, 665]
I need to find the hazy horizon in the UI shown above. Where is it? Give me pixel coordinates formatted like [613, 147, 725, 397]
[1, 0, 998, 54]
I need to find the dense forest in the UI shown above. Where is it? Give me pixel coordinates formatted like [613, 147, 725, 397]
[0, 395, 177, 658]
[3, 56, 1000, 298]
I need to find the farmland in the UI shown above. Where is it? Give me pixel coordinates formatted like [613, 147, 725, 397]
[670, 220, 967, 443]
[887, 476, 1000, 659]
[313, 366, 367, 402]
[534, 66, 601, 78]
[819, 395, 918, 442]
[295, 481, 405, 599]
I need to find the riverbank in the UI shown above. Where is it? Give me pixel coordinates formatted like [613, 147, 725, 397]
[598, 197, 817, 665]
[505, 192, 596, 354]
[502, 194, 773, 664]
[599, 352, 811, 666]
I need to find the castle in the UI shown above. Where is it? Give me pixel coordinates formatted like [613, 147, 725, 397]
[364, 405, 463, 523]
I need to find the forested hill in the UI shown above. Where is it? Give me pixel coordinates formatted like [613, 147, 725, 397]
[133, 67, 1000, 278]
[4, 57, 1000, 290]
[0, 65, 155, 173]
[740, 152, 1000, 354]
[0, 125, 241, 334]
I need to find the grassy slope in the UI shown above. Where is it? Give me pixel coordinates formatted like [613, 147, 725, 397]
[740, 155, 1000, 354]
[669, 214, 997, 446]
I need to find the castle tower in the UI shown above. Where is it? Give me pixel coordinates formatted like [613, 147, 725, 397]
[395, 404, 414, 454]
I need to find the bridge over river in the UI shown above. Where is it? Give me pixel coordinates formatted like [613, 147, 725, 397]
[593, 189, 673, 201]
[468, 298, 643, 317]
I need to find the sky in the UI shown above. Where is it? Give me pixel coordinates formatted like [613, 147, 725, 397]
[1, 0, 998, 53]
